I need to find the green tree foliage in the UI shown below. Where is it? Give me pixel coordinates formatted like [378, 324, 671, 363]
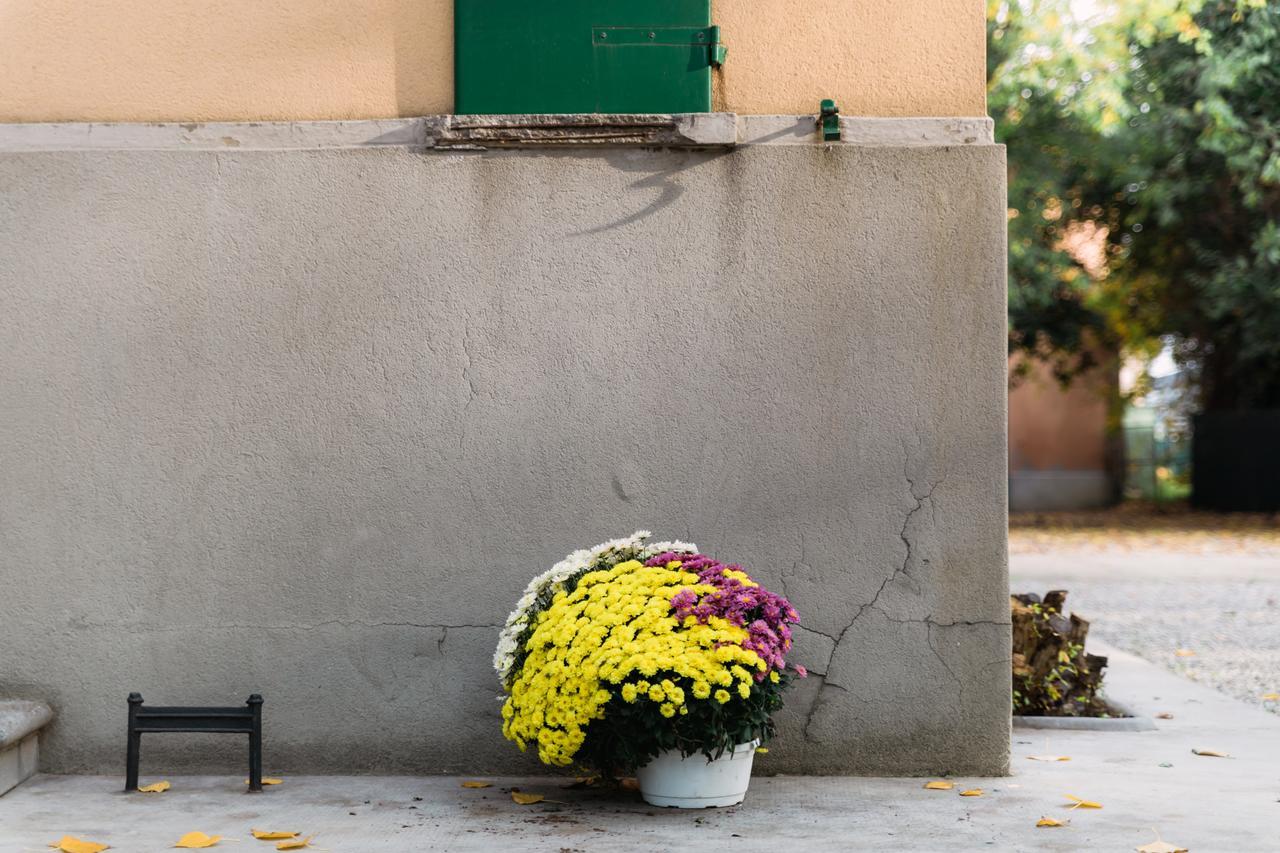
[991, 0, 1280, 410]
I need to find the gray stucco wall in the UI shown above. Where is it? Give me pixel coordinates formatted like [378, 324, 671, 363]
[0, 139, 1009, 776]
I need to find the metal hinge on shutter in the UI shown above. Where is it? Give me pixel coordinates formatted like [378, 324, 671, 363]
[592, 25, 726, 68]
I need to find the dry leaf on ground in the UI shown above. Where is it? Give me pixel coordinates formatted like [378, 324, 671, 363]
[1036, 817, 1068, 827]
[511, 791, 545, 805]
[923, 781, 954, 790]
[1137, 828, 1187, 853]
[1027, 755, 1071, 762]
[1136, 841, 1188, 853]
[251, 830, 298, 839]
[460, 781, 491, 788]
[138, 781, 171, 793]
[49, 837, 109, 853]
[959, 789, 983, 797]
[1192, 748, 1231, 757]
[1155, 712, 1174, 719]
[174, 832, 222, 849]
[1065, 794, 1102, 809]
[275, 837, 314, 850]
[1174, 649, 1196, 657]
[1262, 693, 1280, 701]
[245, 778, 283, 785]
[562, 777, 598, 789]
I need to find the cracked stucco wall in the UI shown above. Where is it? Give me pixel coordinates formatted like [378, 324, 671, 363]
[0, 142, 1009, 775]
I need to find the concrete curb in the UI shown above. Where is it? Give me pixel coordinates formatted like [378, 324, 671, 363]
[0, 701, 52, 797]
[0, 701, 52, 751]
[0, 115, 996, 152]
[1013, 702, 1158, 732]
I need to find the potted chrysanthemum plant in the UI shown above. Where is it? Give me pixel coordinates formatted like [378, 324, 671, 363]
[495, 531, 805, 808]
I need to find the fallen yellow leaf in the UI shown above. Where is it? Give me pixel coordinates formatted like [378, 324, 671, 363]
[923, 780, 954, 790]
[755, 747, 769, 754]
[1174, 649, 1196, 657]
[959, 789, 983, 797]
[138, 781, 171, 793]
[1136, 840, 1188, 853]
[1065, 794, 1102, 809]
[1192, 748, 1230, 758]
[245, 778, 283, 785]
[251, 830, 298, 840]
[1027, 755, 1071, 762]
[1155, 712, 1174, 720]
[1036, 817, 1068, 827]
[275, 837, 314, 851]
[1262, 693, 1280, 701]
[174, 832, 221, 848]
[561, 777, 598, 789]
[49, 837, 110, 853]
[460, 781, 491, 789]
[511, 791, 545, 805]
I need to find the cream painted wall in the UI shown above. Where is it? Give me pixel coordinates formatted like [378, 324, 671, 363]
[716, 0, 985, 117]
[0, 0, 985, 122]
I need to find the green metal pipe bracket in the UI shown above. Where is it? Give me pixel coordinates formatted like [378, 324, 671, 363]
[820, 99, 841, 142]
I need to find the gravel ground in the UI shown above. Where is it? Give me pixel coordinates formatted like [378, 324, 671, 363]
[1011, 510, 1280, 715]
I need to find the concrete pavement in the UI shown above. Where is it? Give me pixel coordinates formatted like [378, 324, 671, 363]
[2, 645, 1277, 851]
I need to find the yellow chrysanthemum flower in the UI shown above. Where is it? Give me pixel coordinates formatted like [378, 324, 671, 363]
[502, 559, 763, 766]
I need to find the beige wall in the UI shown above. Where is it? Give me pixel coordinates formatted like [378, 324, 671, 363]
[0, 0, 985, 123]
[1008, 356, 1115, 473]
[1008, 355, 1119, 511]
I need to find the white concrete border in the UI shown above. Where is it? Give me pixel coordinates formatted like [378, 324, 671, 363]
[0, 701, 51, 797]
[0, 701, 51, 751]
[738, 115, 994, 146]
[0, 115, 994, 152]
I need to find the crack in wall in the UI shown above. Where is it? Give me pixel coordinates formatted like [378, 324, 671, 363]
[459, 317, 479, 452]
[780, 528, 805, 603]
[801, 449, 948, 743]
[801, 679, 848, 742]
[927, 623, 965, 704]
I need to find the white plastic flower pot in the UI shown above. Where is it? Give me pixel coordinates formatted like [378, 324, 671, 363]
[636, 740, 759, 808]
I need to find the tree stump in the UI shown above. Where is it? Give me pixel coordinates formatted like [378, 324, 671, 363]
[1011, 590, 1109, 716]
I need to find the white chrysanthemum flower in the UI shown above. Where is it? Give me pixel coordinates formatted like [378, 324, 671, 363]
[643, 540, 699, 557]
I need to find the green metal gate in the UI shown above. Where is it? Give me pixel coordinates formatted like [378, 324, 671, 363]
[454, 0, 723, 115]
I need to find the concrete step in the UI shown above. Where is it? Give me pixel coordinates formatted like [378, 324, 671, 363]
[0, 700, 52, 796]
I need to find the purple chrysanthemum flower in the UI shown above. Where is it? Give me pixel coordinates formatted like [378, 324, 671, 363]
[649, 551, 801, 680]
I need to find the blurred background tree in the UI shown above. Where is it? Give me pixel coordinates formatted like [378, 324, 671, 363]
[991, 0, 1279, 412]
